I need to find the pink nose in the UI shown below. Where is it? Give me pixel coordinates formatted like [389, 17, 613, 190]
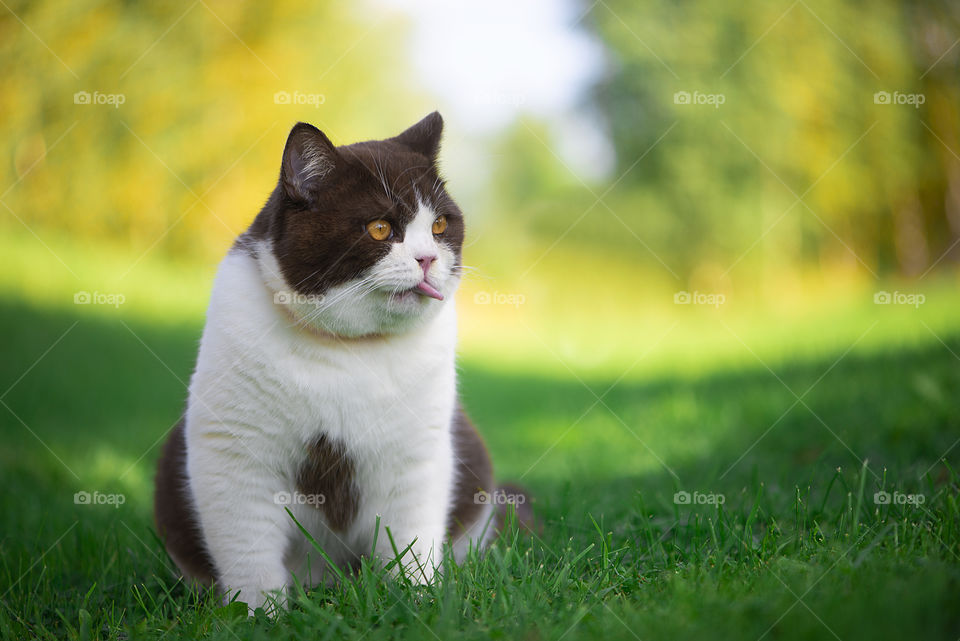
[416, 255, 436, 279]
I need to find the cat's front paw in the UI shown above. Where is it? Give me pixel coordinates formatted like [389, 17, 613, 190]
[222, 583, 288, 617]
[385, 541, 442, 585]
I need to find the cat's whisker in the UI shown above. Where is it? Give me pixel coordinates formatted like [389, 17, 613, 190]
[372, 152, 394, 205]
[292, 276, 379, 327]
[310, 277, 376, 309]
[451, 263, 481, 277]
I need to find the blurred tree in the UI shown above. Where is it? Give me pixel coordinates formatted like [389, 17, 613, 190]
[3, 0, 958, 287]
[586, 0, 960, 280]
[0, 1, 415, 263]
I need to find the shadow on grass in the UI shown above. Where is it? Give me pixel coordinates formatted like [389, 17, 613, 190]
[1, 295, 958, 518]
[1, 296, 959, 639]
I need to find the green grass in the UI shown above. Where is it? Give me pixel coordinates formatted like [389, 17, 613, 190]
[1, 288, 959, 640]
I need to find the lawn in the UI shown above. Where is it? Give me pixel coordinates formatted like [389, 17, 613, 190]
[1, 257, 959, 639]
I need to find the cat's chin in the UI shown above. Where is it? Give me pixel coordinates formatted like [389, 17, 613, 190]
[279, 289, 445, 339]
[387, 288, 434, 307]
[379, 289, 441, 328]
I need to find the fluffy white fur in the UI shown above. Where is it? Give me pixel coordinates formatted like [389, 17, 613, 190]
[184, 204, 475, 611]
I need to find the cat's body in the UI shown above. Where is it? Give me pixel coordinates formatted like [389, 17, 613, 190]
[154, 113, 528, 611]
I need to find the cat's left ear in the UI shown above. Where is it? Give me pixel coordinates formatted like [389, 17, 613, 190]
[392, 111, 443, 161]
[281, 122, 339, 203]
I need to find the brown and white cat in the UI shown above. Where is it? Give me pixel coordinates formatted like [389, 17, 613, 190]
[153, 112, 530, 612]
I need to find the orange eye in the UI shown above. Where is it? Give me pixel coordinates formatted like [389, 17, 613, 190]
[432, 215, 448, 235]
[366, 219, 392, 241]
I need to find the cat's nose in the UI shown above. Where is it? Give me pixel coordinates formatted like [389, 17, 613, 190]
[416, 255, 436, 279]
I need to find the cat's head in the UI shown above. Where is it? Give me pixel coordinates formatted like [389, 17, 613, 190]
[246, 112, 464, 337]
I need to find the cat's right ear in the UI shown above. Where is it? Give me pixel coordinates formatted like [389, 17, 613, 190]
[281, 122, 339, 204]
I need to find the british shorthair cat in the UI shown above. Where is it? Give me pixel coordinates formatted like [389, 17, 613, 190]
[154, 112, 531, 611]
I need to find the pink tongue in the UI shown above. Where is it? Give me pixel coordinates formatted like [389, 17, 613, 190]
[414, 281, 444, 300]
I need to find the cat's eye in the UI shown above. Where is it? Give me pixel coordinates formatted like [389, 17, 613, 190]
[366, 219, 392, 241]
[432, 215, 448, 235]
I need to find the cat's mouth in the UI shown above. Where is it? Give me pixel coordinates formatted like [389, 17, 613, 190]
[413, 280, 444, 300]
[392, 279, 444, 302]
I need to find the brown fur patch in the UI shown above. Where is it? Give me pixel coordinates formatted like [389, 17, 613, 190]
[154, 420, 218, 585]
[447, 404, 495, 537]
[296, 434, 360, 532]
[448, 405, 537, 538]
[492, 482, 537, 534]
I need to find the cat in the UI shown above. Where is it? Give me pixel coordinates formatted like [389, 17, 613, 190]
[154, 112, 532, 612]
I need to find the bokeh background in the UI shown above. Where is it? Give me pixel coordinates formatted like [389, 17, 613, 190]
[2, 1, 960, 638]
[3, 0, 959, 377]
[2, 0, 960, 497]
[2, 0, 959, 488]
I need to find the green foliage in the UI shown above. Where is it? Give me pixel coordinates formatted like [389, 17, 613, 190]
[0, 1, 419, 262]
[5, 0, 958, 288]
[585, 0, 960, 278]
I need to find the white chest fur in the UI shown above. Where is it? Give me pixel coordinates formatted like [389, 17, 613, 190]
[184, 247, 458, 608]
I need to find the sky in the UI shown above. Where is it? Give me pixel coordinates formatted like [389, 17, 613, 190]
[374, 0, 614, 180]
